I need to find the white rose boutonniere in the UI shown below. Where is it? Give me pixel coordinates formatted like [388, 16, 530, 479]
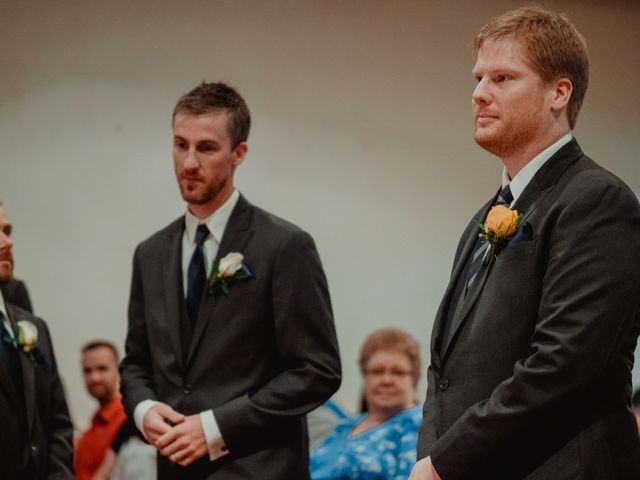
[17, 320, 38, 353]
[208, 252, 253, 296]
[3, 320, 40, 364]
[218, 252, 244, 277]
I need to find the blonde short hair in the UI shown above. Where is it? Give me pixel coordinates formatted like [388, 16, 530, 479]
[359, 328, 421, 386]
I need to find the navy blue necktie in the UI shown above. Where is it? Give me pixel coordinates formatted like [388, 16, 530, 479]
[466, 184, 514, 290]
[186, 224, 210, 327]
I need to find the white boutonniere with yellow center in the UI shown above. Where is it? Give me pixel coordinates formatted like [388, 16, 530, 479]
[208, 252, 253, 296]
[478, 205, 522, 262]
[3, 320, 40, 364]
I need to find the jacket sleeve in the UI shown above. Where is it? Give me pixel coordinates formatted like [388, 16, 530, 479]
[120, 244, 158, 417]
[42, 321, 74, 480]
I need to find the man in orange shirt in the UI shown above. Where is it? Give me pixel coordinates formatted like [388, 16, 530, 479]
[75, 341, 128, 480]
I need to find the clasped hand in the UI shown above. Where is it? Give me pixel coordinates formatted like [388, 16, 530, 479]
[143, 403, 208, 466]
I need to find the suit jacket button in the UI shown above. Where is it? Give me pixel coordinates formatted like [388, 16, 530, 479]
[439, 378, 449, 391]
[30, 443, 39, 454]
[183, 385, 192, 395]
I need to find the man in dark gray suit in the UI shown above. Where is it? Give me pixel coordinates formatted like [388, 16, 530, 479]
[120, 82, 341, 479]
[0, 203, 74, 479]
[410, 7, 640, 480]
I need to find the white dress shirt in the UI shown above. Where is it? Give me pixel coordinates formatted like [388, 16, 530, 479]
[501, 132, 573, 206]
[0, 290, 14, 338]
[133, 189, 240, 461]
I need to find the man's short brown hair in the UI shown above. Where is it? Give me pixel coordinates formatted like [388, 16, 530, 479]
[81, 340, 119, 362]
[474, 6, 589, 129]
[173, 81, 251, 149]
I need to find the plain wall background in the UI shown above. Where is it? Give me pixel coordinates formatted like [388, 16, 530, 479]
[1, 0, 639, 431]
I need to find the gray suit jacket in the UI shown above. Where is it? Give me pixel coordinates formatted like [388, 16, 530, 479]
[120, 195, 341, 480]
[418, 139, 640, 479]
[0, 303, 74, 479]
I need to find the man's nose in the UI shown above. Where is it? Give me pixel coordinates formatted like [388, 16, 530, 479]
[0, 233, 12, 250]
[472, 78, 491, 106]
[183, 149, 199, 170]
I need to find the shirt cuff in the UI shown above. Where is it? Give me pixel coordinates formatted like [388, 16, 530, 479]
[133, 399, 160, 441]
[200, 409, 229, 461]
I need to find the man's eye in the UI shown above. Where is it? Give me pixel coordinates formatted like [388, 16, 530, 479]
[496, 75, 509, 82]
[174, 141, 187, 150]
[199, 144, 216, 153]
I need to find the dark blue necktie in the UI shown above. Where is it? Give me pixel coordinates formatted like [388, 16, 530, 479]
[186, 224, 210, 327]
[466, 184, 514, 290]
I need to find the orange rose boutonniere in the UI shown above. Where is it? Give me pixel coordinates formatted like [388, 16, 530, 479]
[478, 205, 522, 261]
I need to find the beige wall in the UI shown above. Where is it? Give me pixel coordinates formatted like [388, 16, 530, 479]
[1, 0, 639, 430]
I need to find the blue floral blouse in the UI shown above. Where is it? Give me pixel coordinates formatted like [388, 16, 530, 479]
[310, 405, 422, 480]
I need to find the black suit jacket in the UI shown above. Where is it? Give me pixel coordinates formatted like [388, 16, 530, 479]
[120, 195, 341, 479]
[418, 139, 640, 479]
[0, 303, 74, 480]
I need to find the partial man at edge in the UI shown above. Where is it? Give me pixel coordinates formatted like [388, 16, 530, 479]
[0, 202, 74, 479]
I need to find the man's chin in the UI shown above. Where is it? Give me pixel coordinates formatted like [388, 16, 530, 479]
[88, 387, 107, 400]
[0, 267, 13, 284]
[180, 188, 215, 206]
[475, 133, 505, 156]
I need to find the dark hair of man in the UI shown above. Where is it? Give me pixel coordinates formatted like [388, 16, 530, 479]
[81, 340, 119, 362]
[474, 6, 589, 130]
[172, 81, 251, 149]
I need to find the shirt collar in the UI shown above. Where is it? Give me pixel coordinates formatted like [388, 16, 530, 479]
[0, 290, 12, 338]
[184, 190, 240, 245]
[502, 132, 573, 204]
[95, 394, 124, 423]
[0, 289, 7, 320]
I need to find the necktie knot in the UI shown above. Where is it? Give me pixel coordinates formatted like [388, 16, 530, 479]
[496, 185, 513, 206]
[195, 224, 209, 246]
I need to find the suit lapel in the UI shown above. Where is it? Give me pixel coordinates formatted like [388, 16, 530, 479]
[436, 196, 495, 362]
[186, 195, 255, 366]
[16, 346, 36, 436]
[162, 219, 187, 372]
[513, 138, 583, 214]
[2, 306, 27, 419]
[439, 138, 584, 364]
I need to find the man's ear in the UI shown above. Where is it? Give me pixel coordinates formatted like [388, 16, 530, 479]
[232, 142, 248, 167]
[551, 77, 573, 112]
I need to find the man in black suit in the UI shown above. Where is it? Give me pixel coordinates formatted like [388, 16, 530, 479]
[410, 7, 640, 480]
[120, 82, 341, 479]
[0, 203, 74, 479]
